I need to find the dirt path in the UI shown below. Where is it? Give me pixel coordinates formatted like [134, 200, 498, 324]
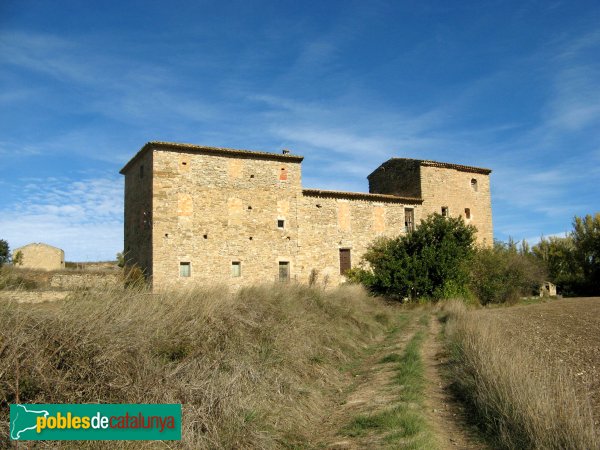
[319, 315, 420, 449]
[315, 311, 488, 449]
[423, 317, 488, 449]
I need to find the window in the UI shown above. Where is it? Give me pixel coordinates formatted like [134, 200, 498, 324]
[471, 178, 478, 191]
[339, 249, 351, 275]
[179, 262, 191, 277]
[139, 165, 144, 178]
[231, 261, 241, 277]
[278, 261, 290, 282]
[404, 208, 414, 232]
[441, 207, 449, 217]
[465, 208, 471, 219]
[277, 219, 285, 229]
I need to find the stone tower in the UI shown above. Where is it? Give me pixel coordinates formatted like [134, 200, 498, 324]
[368, 158, 493, 246]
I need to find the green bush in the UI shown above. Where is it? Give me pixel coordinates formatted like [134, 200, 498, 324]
[348, 214, 476, 301]
[469, 242, 546, 304]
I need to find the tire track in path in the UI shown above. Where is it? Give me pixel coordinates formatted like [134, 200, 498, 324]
[423, 315, 488, 449]
[319, 313, 420, 449]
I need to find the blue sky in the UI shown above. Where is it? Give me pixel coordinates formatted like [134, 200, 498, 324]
[1, 0, 599, 261]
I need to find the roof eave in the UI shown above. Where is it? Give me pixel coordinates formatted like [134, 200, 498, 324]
[302, 188, 423, 204]
[367, 158, 492, 178]
[120, 141, 304, 175]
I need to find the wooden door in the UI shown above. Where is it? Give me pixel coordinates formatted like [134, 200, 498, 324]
[339, 249, 351, 275]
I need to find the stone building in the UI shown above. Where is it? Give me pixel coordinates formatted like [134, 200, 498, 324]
[120, 142, 492, 289]
[12, 243, 65, 271]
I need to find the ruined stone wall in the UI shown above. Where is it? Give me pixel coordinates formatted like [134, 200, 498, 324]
[151, 149, 303, 289]
[419, 165, 493, 246]
[123, 150, 153, 276]
[296, 194, 422, 286]
[49, 272, 122, 290]
[13, 244, 65, 271]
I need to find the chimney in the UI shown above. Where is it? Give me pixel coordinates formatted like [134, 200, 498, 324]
[282, 149, 290, 155]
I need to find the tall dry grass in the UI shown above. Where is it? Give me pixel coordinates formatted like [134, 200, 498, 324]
[443, 300, 599, 449]
[0, 282, 394, 448]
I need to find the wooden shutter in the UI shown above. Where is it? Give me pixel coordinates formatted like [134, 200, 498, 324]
[404, 208, 414, 232]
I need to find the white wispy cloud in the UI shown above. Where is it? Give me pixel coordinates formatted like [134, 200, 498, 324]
[2, 8, 599, 260]
[0, 176, 123, 261]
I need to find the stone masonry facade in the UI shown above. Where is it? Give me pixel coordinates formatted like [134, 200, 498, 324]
[121, 142, 492, 289]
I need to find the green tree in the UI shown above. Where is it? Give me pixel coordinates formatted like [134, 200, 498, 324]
[0, 239, 9, 267]
[532, 235, 581, 295]
[572, 213, 600, 294]
[531, 213, 600, 296]
[470, 241, 546, 305]
[348, 214, 476, 301]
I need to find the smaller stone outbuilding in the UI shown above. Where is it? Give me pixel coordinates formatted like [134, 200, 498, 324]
[540, 281, 557, 297]
[13, 243, 65, 271]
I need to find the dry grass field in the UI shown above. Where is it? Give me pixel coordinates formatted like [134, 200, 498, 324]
[444, 297, 600, 449]
[0, 282, 402, 448]
[477, 297, 600, 426]
[2, 263, 598, 449]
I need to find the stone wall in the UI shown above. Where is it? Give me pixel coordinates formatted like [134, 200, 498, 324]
[150, 148, 304, 289]
[419, 165, 493, 246]
[123, 149, 153, 276]
[296, 193, 422, 285]
[13, 243, 65, 271]
[369, 160, 493, 246]
[367, 159, 422, 198]
[49, 273, 122, 290]
[142, 147, 424, 289]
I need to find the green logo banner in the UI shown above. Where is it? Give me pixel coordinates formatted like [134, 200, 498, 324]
[10, 404, 181, 440]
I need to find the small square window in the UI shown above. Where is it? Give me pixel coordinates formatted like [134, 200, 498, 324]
[277, 219, 285, 229]
[441, 207, 449, 217]
[471, 178, 478, 191]
[231, 261, 241, 277]
[465, 208, 471, 219]
[179, 262, 191, 277]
